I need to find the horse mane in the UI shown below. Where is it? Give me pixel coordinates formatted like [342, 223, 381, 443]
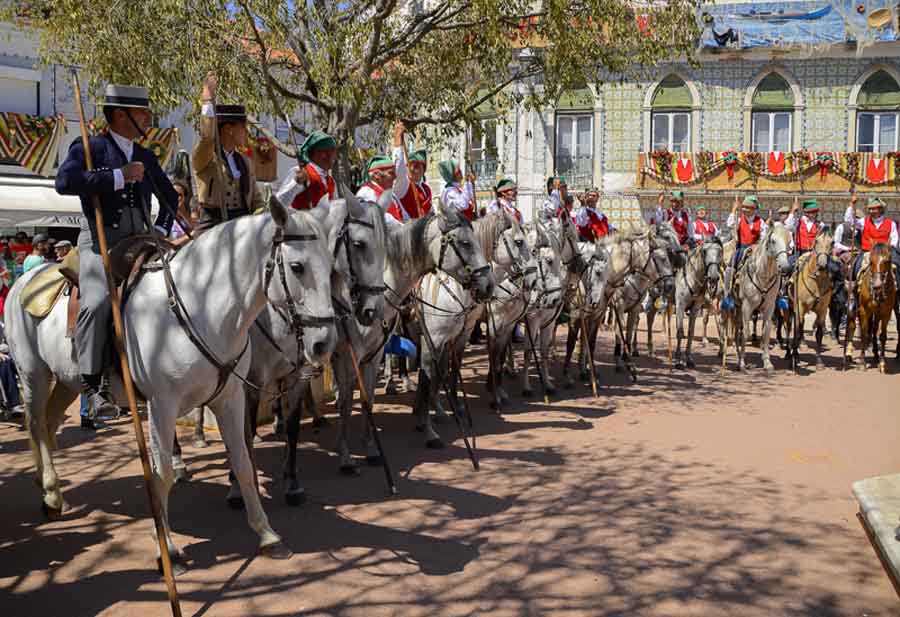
[871, 242, 891, 260]
[473, 213, 512, 263]
[386, 215, 431, 275]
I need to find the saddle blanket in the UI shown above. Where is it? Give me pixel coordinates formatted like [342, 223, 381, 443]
[853, 473, 900, 592]
[20, 264, 68, 318]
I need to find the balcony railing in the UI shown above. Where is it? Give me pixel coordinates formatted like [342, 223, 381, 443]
[471, 158, 500, 190]
[555, 155, 593, 189]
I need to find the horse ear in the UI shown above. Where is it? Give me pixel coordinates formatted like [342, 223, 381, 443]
[325, 199, 348, 252]
[269, 194, 289, 228]
[376, 188, 394, 211]
[437, 198, 462, 231]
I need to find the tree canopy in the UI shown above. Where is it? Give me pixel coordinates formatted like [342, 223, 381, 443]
[10, 0, 700, 177]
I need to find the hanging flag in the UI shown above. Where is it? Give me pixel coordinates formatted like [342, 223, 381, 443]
[767, 151, 785, 175]
[866, 156, 886, 184]
[0, 112, 67, 177]
[675, 156, 694, 182]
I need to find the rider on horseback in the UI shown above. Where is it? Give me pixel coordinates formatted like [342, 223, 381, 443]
[845, 196, 900, 310]
[538, 176, 569, 223]
[387, 122, 432, 224]
[192, 73, 264, 231]
[722, 194, 767, 311]
[692, 205, 719, 244]
[438, 160, 478, 221]
[55, 84, 178, 419]
[574, 188, 615, 243]
[488, 179, 522, 223]
[276, 131, 338, 211]
[652, 190, 693, 248]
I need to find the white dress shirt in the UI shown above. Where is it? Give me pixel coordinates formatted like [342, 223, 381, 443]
[110, 129, 134, 191]
[440, 180, 475, 213]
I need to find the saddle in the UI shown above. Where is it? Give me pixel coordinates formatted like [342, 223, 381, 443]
[20, 235, 178, 338]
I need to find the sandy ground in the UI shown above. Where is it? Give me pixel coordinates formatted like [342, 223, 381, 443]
[1, 319, 899, 617]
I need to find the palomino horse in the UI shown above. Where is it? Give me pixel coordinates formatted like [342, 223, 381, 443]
[5, 201, 336, 569]
[846, 243, 897, 372]
[674, 240, 723, 369]
[720, 224, 793, 374]
[785, 230, 834, 371]
[413, 213, 511, 421]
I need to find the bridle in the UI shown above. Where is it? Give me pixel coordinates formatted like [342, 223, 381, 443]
[681, 244, 720, 300]
[746, 232, 790, 298]
[438, 219, 492, 292]
[332, 210, 387, 315]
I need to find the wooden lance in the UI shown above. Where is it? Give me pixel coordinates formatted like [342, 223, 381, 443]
[70, 71, 182, 616]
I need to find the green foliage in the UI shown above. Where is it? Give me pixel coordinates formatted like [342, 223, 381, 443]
[6, 0, 700, 163]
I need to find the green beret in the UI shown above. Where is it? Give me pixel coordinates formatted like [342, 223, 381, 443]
[742, 195, 760, 208]
[867, 197, 885, 209]
[366, 154, 393, 173]
[695, 204, 708, 212]
[298, 130, 336, 164]
[495, 178, 517, 193]
[438, 160, 459, 185]
[409, 149, 427, 166]
[802, 199, 819, 212]
[546, 176, 567, 195]
[670, 190, 685, 200]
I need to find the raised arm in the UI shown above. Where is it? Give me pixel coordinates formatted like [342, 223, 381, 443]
[844, 194, 863, 231]
[192, 72, 217, 176]
[392, 122, 410, 200]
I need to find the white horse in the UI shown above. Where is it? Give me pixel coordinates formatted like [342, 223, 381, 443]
[674, 240, 723, 369]
[5, 200, 336, 570]
[720, 224, 793, 374]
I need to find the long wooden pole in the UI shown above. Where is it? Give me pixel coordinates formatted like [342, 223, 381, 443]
[71, 72, 182, 617]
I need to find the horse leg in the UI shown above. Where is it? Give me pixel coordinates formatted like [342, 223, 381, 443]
[225, 386, 259, 508]
[282, 379, 306, 506]
[814, 311, 825, 370]
[30, 378, 75, 516]
[191, 408, 209, 447]
[701, 306, 710, 348]
[145, 398, 189, 575]
[858, 311, 870, 369]
[521, 323, 533, 396]
[751, 312, 759, 346]
[333, 353, 359, 475]
[541, 323, 557, 395]
[172, 434, 189, 484]
[645, 305, 656, 359]
[685, 305, 698, 369]
[361, 360, 383, 464]
[674, 301, 686, 369]
[561, 321, 577, 389]
[879, 315, 889, 373]
[760, 306, 776, 375]
[737, 306, 749, 373]
[423, 353, 445, 449]
[209, 390, 289, 558]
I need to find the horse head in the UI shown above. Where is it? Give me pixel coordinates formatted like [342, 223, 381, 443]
[767, 223, 793, 275]
[648, 228, 676, 297]
[433, 200, 495, 301]
[813, 228, 833, 273]
[655, 221, 687, 269]
[587, 243, 611, 309]
[702, 240, 723, 295]
[330, 187, 387, 327]
[269, 195, 337, 367]
[533, 245, 564, 310]
[868, 243, 892, 302]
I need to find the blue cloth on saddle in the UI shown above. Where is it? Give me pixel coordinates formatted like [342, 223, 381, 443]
[385, 335, 417, 358]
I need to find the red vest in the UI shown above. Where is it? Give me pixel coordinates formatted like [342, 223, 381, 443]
[796, 219, 819, 251]
[668, 208, 690, 245]
[862, 217, 892, 251]
[388, 182, 433, 222]
[448, 186, 477, 221]
[577, 210, 610, 242]
[738, 216, 763, 246]
[291, 163, 335, 210]
[693, 219, 716, 243]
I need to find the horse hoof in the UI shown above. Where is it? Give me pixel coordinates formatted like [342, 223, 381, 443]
[366, 454, 383, 466]
[765, 367, 775, 377]
[545, 386, 557, 396]
[312, 416, 328, 429]
[173, 467, 190, 484]
[273, 421, 285, 436]
[41, 501, 65, 520]
[192, 438, 209, 449]
[284, 488, 306, 507]
[157, 555, 189, 577]
[426, 437, 445, 449]
[686, 359, 696, 369]
[522, 388, 534, 398]
[226, 495, 245, 510]
[879, 361, 887, 374]
[339, 462, 361, 476]
[675, 360, 685, 370]
[815, 361, 825, 371]
[385, 382, 399, 395]
[260, 541, 293, 560]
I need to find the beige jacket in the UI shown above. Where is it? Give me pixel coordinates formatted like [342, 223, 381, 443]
[191, 114, 264, 214]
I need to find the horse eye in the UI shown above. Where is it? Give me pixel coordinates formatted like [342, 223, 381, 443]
[289, 262, 304, 276]
[545, 257, 552, 265]
[459, 240, 471, 249]
[352, 240, 365, 249]
[515, 239, 523, 247]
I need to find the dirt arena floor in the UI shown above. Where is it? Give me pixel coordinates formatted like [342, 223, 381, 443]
[1, 320, 899, 617]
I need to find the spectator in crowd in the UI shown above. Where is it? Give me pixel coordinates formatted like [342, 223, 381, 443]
[22, 233, 49, 273]
[9, 231, 32, 257]
[0, 294, 23, 418]
[53, 240, 73, 262]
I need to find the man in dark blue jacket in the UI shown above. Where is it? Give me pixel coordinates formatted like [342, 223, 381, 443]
[55, 84, 177, 420]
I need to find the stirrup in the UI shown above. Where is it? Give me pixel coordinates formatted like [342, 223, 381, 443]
[721, 296, 735, 312]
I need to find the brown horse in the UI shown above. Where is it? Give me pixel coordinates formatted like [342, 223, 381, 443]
[787, 231, 834, 371]
[846, 243, 897, 372]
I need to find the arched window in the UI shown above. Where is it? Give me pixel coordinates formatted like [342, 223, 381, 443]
[856, 70, 900, 152]
[650, 75, 691, 152]
[751, 73, 794, 152]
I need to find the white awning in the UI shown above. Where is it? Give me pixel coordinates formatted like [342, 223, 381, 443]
[0, 176, 160, 228]
[0, 176, 82, 225]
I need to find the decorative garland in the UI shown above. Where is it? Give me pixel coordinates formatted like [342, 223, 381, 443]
[642, 149, 900, 187]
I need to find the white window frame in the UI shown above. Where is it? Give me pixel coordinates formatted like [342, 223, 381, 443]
[469, 118, 498, 162]
[650, 111, 691, 152]
[856, 111, 900, 153]
[554, 112, 593, 166]
[751, 111, 792, 152]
